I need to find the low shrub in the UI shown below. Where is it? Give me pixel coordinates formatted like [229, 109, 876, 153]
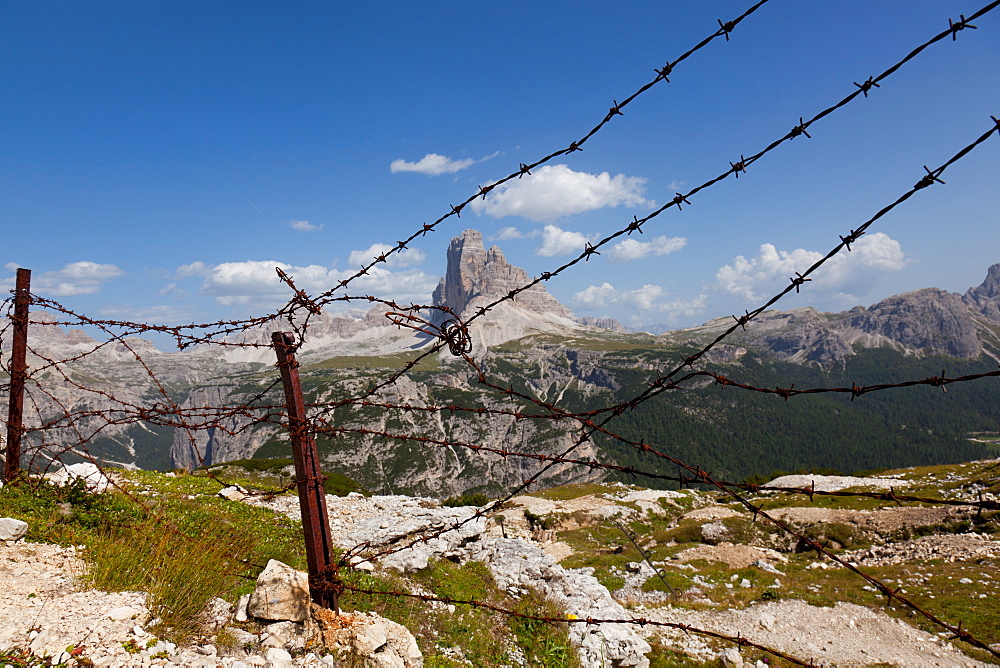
[442, 492, 491, 508]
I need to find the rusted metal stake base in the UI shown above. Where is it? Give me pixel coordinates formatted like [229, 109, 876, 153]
[272, 331, 338, 613]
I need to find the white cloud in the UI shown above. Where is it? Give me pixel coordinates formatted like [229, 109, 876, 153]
[607, 235, 687, 263]
[198, 260, 437, 307]
[347, 243, 426, 269]
[573, 283, 620, 309]
[1, 261, 124, 297]
[535, 225, 598, 257]
[176, 261, 210, 278]
[715, 232, 908, 301]
[573, 282, 707, 317]
[390, 153, 475, 175]
[491, 226, 534, 241]
[469, 164, 654, 221]
[98, 304, 195, 325]
[288, 219, 323, 232]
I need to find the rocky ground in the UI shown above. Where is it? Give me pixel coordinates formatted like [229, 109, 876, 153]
[0, 540, 333, 667]
[2, 458, 1000, 666]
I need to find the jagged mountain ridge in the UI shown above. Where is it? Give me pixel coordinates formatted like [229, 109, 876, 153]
[201, 228, 620, 364]
[8, 231, 994, 369]
[669, 262, 1000, 366]
[2, 233, 998, 490]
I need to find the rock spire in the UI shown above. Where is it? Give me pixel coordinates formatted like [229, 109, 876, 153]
[964, 263, 1000, 322]
[431, 229, 573, 319]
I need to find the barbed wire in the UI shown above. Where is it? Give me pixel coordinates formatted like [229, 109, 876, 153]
[3, 121, 997, 664]
[334, 113, 1000, 575]
[341, 584, 816, 666]
[4, 2, 1000, 663]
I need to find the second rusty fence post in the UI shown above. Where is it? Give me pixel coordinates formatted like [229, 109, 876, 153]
[272, 331, 339, 613]
[4, 268, 30, 484]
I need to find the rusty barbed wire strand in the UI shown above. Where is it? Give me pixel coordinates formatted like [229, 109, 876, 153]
[4, 1, 995, 367]
[13, 358, 999, 447]
[327, 115, 1000, 655]
[2, 2, 995, 359]
[627, 117, 1000, 412]
[341, 584, 815, 666]
[0, 0, 772, 354]
[346, 102, 999, 562]
[3, 4, 1000, 661]
[450, 3, 1000, 341]
[298, 0, 772, 311]
[301, 0, 996, 327]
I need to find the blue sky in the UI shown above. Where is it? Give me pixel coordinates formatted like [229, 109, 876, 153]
[2, 1, 998, 345]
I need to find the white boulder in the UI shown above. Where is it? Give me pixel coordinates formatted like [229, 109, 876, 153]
[0, 518, 28, 543]
[248, 560, 311, 622]
[47, 462, 113, 493]
[218, 485, 247, 502]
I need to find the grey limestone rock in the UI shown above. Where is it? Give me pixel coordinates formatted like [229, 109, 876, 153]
[701, 522, 729, 545]
[341, 502, 486, 572]
[47, 462, 113, 493]
[963, 263, 1000, 322]
[313, 607, 422, 668]
[0, 518, 28, 542]
[463, 538, 651, 667]
[248, 560, 310, 622]
[719, 647, 744, 667]
[432, 229, 574, 321]
[842, 288, 982, 358]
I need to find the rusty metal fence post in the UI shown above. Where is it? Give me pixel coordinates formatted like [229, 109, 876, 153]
[4, 268, 30, 483]
[272, 331, 339, 613]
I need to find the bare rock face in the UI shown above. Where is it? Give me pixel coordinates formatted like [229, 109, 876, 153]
[577, 316, 628, 333]
[840, 288, 982, 359]
[0, 518, 29, 543]
[753, 309, 854, 365]
[964, 263, 1000, 322]
[170, 384, 275, 469]
[680, 263, 1000, 366]
[432, 229, 573, 320]
[429, 229, 591, 349]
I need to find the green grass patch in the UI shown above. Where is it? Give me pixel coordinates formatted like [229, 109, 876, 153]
[84, 516, 261, 642]
[0, 474, 144, 545]
[0, 471, 306, 644]
[442, 492, 491, 508]
[528, 482, 623, 502]
[651, 522, 705, 545]
[342, 559, 578, 667]
[196, 458, 369, 497]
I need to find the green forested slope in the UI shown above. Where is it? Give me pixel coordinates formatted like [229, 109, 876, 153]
[600, 348, 1000, 486]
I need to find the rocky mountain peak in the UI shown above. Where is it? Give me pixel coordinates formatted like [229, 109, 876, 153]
[841, 288, 983, 359]
[432, 229, 574, 320]
[964, 263, 1000, 322]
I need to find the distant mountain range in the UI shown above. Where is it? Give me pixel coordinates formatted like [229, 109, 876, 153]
[2, 230, 998, 493]
[669, 263, 1000, 366]
[206, 228, 1000, 366]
